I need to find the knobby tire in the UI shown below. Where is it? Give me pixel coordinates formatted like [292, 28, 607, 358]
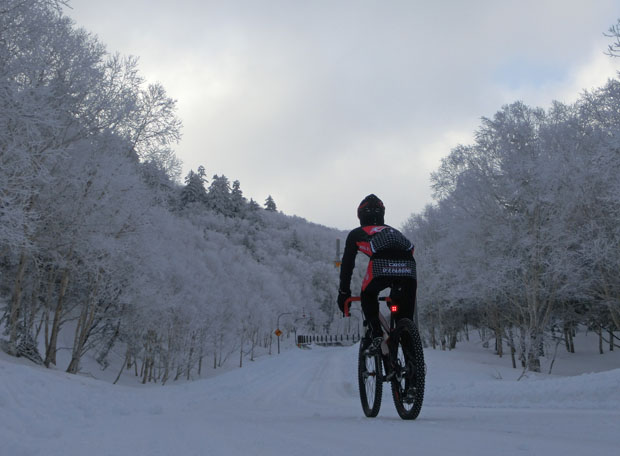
[357, 335, 383, 417]
[389, 318, 425, 420]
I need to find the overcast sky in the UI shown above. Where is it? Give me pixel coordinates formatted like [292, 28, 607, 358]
[66, 0, 619, 230]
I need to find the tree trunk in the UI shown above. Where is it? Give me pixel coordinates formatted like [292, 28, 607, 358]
[113, 353, 130, 385]
[162, 363, 170, 385]
[449, 331, 457, 350]
[44, 269, 70, 367]
[608, 303, 620, 330]
[197, 331, 204, 375]
[218, 334, 224, 367]
[527, 330, 541, 373]
[464, 317, 470, 341]
[35, 269, 53, 343]
[519, 326, 527, 368]
[250, 330, 257, 361]
[142, 357, 150, 384]
[538, 332, 545, 358]
[8, 250, 28, 352]
[66, 301, 96, 373]
[67, 299, 89, 374]
[42, 268, 55, 357]
[67, 274, 99, 374]
[96, 320, 120, 368]
[212, 332, 218, 369]
[495, 326, 503, 358]
[148, 359, 155, 382]
[186, 332, 196, 380]
[548, 335, 563, 375]
[162, 332, 173, 383]
[27, 273, 41, 336]
[174, 364, 182, 381]
[508, 327, 517, 369]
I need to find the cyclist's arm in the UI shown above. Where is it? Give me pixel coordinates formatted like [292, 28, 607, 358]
[339, 230, 358, 293]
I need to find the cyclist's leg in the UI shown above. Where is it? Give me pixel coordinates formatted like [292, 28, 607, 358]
[361, 277, 391, 338]
[389, 277, 417, 323]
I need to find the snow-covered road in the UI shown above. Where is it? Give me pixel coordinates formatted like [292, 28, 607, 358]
[2, 344, 619, 456]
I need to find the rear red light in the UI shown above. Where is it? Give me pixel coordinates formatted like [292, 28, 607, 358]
[390, 305, 398, 312]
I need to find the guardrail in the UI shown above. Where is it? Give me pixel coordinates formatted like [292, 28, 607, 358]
[297, 334, 361, 347]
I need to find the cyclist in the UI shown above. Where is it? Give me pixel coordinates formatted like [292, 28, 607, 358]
[337, 194, 417, 354]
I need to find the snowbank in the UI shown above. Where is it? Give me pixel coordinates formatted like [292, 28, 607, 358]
[1, 339, 619, 456]
[426, 367, 620, 410]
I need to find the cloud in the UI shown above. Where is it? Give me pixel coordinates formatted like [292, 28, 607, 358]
[493, 47, 619, 108]
[66, 0, 620, 230]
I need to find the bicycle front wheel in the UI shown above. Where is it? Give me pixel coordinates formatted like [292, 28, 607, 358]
[358, 336, 383, 417]
[389, 318, 425, 420]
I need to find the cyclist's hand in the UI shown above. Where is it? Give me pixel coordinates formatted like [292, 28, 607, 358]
[337, 290, 351, 316]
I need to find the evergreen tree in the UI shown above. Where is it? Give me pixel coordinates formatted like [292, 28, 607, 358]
[208, 174, 233, 215]
[181, 168, 208, 205]
[265, 195, 277, 212]
[248, 198, 260, 211]
[231, 180, 247, 216]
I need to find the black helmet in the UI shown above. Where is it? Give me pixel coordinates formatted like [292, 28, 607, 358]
[357, 194, 385, 225]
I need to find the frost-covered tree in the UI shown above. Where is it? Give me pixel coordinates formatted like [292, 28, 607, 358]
[405, 80, 620, 371]
[248, 198, 261, 211]
[0, 0, 182, 361]
[265, 195, 277, 212]
[208, 174, 233, 216]
[0, 0, 346, 381]
[181, 168, 208, 206]
[231, 180, 247, 216]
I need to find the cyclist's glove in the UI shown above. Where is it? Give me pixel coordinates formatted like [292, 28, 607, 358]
[337, 290, 351, 316]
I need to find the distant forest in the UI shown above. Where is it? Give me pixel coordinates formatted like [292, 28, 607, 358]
[1, 1, 619, 382]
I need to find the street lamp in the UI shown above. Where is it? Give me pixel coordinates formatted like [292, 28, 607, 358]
[293, 312, 309, 342]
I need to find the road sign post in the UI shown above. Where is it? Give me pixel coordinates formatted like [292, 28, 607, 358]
[276, 312, 292, 354]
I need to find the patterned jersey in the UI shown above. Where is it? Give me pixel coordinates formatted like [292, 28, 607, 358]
[339, 225, 416, 292]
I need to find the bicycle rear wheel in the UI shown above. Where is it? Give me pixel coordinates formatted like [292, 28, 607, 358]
[389, 318, 425, 420]
[358, 334, 383, 417]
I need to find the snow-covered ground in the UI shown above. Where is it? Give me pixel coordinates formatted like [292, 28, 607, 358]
[1, 335, 619, 456]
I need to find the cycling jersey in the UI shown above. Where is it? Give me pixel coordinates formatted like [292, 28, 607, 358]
[339, 225, 415, 292]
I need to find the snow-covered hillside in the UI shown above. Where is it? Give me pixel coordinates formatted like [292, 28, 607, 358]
[2, 337, 619, 456]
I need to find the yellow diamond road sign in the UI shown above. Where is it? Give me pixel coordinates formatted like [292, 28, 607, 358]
[274, 329, 282, 337]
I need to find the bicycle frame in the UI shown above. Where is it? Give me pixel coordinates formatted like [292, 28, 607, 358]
[344, 296, 396, 335]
